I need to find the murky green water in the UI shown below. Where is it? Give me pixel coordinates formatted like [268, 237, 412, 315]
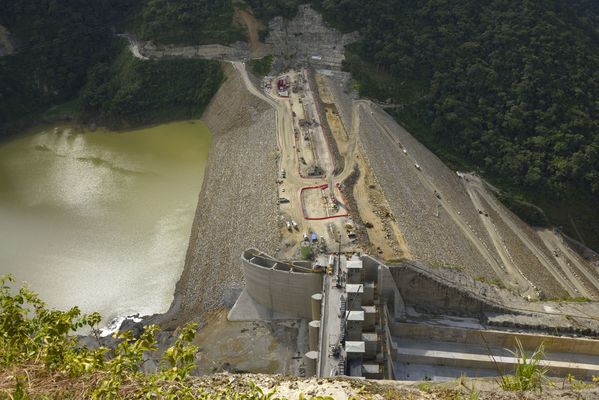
[0, 121, 211, 325]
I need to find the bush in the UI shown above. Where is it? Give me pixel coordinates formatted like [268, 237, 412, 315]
[498, 339, 548, 391]
[249, 55, 274, 76]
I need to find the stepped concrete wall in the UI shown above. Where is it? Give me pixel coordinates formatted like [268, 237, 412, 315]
[242, 249, 324, 319]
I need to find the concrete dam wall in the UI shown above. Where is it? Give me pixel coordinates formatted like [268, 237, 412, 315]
[241, 249, 323, 319]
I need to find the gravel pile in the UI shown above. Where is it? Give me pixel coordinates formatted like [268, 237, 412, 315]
[358, 107, 498, 279]
[167, 64, 279, 324]
[321, 72, 355, 133]
[338, 166, 371, 250]
[306, 67, 343, 174]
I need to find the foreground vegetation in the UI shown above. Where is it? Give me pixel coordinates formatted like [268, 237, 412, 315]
[1, 276, 599, 399]
[0, 275, 324, 399]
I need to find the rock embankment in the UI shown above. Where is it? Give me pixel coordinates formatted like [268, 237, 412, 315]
[164, 64, 279, 325]
[266, 5, 358, 70]
[358, 106, 498, 279]
[138, 41, 250, 61]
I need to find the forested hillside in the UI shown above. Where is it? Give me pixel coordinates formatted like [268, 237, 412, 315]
[0, 0, 239, 138]
[0, 0, 137, 136]
[250, 0, 599, 250]
[81, 51, 222, 129]
[134, 0, 244, 45]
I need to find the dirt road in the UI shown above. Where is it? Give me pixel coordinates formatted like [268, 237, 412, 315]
[233, 62, 355, 255]
[537, 229, 599, 299]
[464, 174, 586, 298]
[234, 8, 270, 58]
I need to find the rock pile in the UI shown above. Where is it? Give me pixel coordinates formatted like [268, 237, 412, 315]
[358, 107, 498, 279]
[266, 5, 359, 70]
[167, 64, 279, 324]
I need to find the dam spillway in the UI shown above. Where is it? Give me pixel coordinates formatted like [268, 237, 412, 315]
[233, 249, 599, 381]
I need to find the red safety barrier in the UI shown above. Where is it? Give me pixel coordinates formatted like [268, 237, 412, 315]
[300, 183, 349, 220]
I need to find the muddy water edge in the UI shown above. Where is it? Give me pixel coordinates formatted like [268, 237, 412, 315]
[0, 121, 211, 327]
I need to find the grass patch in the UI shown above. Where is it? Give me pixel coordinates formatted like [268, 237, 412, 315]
[429, 261, 465, 272]
[545, 296, 592, 303]
[474, 275, 506, 289]
[42, 98, 81, 119]
[498, 339, 548, 391]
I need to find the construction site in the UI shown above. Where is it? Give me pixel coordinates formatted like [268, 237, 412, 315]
[226, 61, 599, 381]
[123, 4, 599, 385]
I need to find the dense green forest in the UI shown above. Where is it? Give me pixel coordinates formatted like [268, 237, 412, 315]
[81, 50, 222, 129]
[0, 0, 239, 138]
[0, 0, 137, 136]
[249, 0, 599, 250]
[134, 0, 244, 45]
[247, 0, 302, 20]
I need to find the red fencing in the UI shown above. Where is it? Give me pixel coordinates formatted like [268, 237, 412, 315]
[300, 183, 349, 221]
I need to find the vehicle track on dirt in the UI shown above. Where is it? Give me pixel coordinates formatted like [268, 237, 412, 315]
[464, 174, 585, 298]
[537, 229, 599, 299]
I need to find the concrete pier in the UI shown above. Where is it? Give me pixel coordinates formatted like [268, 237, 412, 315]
[304, 351, 319, 377]
[309, 320, 320, 352]
[311, 293, 323, 321]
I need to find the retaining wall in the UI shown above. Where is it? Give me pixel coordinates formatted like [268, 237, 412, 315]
[393, 322, 599, 356]
[242, 250, 323, 319]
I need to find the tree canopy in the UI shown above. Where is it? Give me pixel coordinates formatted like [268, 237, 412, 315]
[0, 0, 239, 137]
[135, 0, 244, 45]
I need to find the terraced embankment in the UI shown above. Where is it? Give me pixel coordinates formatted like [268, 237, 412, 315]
[357, 104, 502, 280]
[162, 64, 279, 326]
[355, 102, 599, 299]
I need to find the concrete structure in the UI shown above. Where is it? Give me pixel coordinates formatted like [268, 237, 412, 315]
[317, 254, 599, 380]
[237, 249, 599, 381]
[311, 293, 322, 321]
[240, 249, 323, 320]
[304, 351, 318, 377]
[309, 320, 320, 352]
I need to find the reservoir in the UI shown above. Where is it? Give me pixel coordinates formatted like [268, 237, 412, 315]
[0, 121, 211, 325]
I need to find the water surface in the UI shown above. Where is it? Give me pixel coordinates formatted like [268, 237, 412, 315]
[0, 121, 211, 324]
